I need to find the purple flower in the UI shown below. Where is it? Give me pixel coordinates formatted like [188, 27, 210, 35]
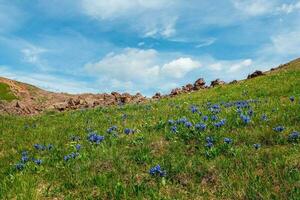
[288, 131, 299, 142]
[190, 106, 198, 113]
[170, 126, 177, 133]
[205, 142, 213, 148]
[240, 114, 251, 124]
[124, 128, 134, 135]
[76, 144, 81, 151]
[15, 163, 25, 170]
[184, 121, 193, 128]
[33, 159, 42, 165]
[202, 116, 208, 121]
[195, 123, 206, 131]
[211, 115, 218, 121]
[253, 144, 261, 150]
[149, 165, 166, 177]
[273, 126, 285, 132]
[224, 138, 233, 144]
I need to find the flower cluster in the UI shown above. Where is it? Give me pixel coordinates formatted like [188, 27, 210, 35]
[288, 131, 299, 142]
[64, 152, 79, 161]
[214, 119, 226, 128]
[240, 114, 251, 124]
[273, 126, 285, 132]
[149, 165, 166, 177]
[87, 132, 105, 144]
[34, 144, 53, 151]
[224, 138, 233, 144]
[107, 125, 117, 133]
[205, 136, 214, 148]
[195, 123, 206, 131]
[124, 128, 134, 135]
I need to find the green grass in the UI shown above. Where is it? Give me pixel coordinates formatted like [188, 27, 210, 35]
[0, 61, 300, 199]
[0, 83, 17, 101]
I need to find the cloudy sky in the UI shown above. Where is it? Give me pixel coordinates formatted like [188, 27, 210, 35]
[0, 0, 299, 96]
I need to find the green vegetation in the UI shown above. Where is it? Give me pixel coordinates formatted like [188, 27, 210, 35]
[0, 83, 17, 101]
[0, 61, 299, 199]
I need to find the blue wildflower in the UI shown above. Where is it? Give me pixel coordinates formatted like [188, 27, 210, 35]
[149, 165, 166, 177]
[248, 109, 254, 116]
[184, 121, 193, 128]
[240, 114, 251, 124]
[253, 143, 261, 150]
[224, 138, 233, 144]
[195, 123, 206, 131]
[205, 142, 214, 148]
[273, 126, 285, 132]
[261, 114, 267, 121]
[21, 151, 28, 157]
[177, 117, 188, 124]
[33, 159, 42, 165]
[206, 136, 214, 143]
[76, 144, 81, 151]
[21, 156, 29, 163]
[214, 119, 226, 128]
[202, 116, 208, 121]
[15, 163, 25, 170]
[124, 128, 134, 135]
[190, 105, 198, 113]
[87, 132, 105, 144]
[290, 96, 295, 102]
[107, 125, 118, 133]
[211, 115, 218, 121]
[34, 144, 46, 150]
[64, 152, 79, 161]
[170, 126, 177, 133]
[288, 131, 299, 142]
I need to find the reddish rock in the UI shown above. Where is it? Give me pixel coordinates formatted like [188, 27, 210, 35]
[247, 70, 264, 79]
[210, 79, 225, 87]
[193, 78, 206, 90]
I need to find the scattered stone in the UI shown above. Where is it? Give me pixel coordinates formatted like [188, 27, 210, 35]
[229, 80, 238, 84]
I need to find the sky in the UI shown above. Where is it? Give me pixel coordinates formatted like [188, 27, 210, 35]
[0, 0, 300, 96]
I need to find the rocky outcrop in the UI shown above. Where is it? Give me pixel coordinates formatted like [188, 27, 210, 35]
[193, 78, 206, 90]
[210, 79, 225, 87]
[247, 70, 264, 79]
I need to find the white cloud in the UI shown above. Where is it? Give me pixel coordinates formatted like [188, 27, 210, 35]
[260, 29, 300, 58]
[228, 59, 252, 72]
[85, 48, 160, 82]
[81, 0, 171, 20]
[84, 48, 202, 94]
[161, 57, 201, 78]
[80, 0, 178, 38]
[232, 0, 275, 16]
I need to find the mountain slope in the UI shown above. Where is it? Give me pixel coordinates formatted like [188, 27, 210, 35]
[0, 58, 299, 199]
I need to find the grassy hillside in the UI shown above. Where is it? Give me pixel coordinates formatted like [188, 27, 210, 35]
[0, 83, 17, 101]
[0, 60, 299, 199]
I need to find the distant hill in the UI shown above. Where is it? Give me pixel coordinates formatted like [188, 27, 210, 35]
[1, 58, 299, 115]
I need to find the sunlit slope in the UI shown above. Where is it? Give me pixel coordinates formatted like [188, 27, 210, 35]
[0, 59, 299, 199]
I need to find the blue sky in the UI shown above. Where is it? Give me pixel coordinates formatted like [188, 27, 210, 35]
[0, 0, 299, 96]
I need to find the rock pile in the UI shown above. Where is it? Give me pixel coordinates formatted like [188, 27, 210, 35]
[247, 70, 264, 79]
